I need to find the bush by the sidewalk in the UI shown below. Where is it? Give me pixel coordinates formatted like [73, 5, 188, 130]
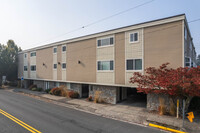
[31, 88, 37, 91]
[45, 88, 52, 94]
[29, 84, 37, 90]
[50, 87, 62, 96]
[67, 91, 79, 98]
[86, 96, 93, 101]
[50, 86, 79, 98]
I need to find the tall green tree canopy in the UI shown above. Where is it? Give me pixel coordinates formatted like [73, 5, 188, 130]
[0, 40, 21, 81]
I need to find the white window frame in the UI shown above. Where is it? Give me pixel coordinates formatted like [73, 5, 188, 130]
[97, 60, 114, 72]
[97, 36, 114, 48]
[185, 57, 191, 67]
[30, 51, 36, 57]
[45, 81, 49, 90]
[24, 66, 28, 71]
[24, 53, 27, 59]
[129, 32, 139, 43]
[30, 65, 36, 71]
[53, 64, 57, 70]
[62, 45, 66, 53]
[126, 58, 143, 72]
[56, 82, 60, 87]
[53, 47, 57, 54]
[62, 63, 66, 70]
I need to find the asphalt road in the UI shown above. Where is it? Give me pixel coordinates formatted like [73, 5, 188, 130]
[0, 89, 164, 133]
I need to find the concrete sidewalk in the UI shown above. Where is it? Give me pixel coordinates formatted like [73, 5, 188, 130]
[3, 87, 200, 133]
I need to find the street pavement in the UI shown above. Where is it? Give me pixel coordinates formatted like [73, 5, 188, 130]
[0, 89, 164, 133]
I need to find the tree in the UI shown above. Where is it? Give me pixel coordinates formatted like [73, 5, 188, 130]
[0, 40, 21, 82]
[130, 63, 200, 111]
[197, 54, 200, 66]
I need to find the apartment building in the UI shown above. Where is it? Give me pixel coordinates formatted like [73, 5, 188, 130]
[18, 14, 197, 104]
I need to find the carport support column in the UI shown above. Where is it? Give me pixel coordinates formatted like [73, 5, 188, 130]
[79, 84, 82, 98]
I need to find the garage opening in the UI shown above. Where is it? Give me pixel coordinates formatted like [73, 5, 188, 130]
[188, 97, 200, 123]
[82, 84, 89, 98]
[118, 87, 147, 108]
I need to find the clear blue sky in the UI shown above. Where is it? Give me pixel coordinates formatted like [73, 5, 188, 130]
[0, 0, 200, 54]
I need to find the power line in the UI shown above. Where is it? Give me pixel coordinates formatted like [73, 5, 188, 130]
[27, 15, 200, 54]
[33, 18, 200, 55]
[28, 0, 155, 47]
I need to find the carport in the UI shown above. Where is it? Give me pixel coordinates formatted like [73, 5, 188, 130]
[117, 87, 147, 108]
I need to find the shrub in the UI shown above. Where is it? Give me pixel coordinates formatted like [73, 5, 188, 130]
[50, 87, 62, 96]
[31, 88, 37, 91]
[158, 97, 166, 115]
[29, 84, 37, 90]
[86, 96, 93, 101]
[45, 88, 52, 93]
[68, 91, 79, 98]
[94, 91, 101, 103]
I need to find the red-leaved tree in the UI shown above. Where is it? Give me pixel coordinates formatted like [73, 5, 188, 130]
[130, 63, 200, 110]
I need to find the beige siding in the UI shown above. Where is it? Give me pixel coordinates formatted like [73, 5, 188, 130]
[97, 46, 114, 60]
[61, 45, 67, 81]
[53, 47, 57, 80]
[66, 38, 96, 82]
[97, 72, 114, 84]
[125, 29, 143, 86]
[125, 29, 143, 59]
[144, 21, 183, 69]
[23, 53, 28, 78]
[57, 46, 62, 80]
[36, 47, 53, 79]
[27, 52, 30, 78]
[96, 35, 115, 84]
[115, 32, 125, 84]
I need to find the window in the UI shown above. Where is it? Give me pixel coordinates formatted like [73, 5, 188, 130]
[24, 66, 28, 71]
[126, 59, 142, 70]
[45, 82, 49, 90]
[53, 47, 57, 53]
[97, 37, 114, 47]
[62, 63, 66, 69]
[53, 64, 57, 69]
[130, 32, 138, 43]
[62, 46, 66, 52]
[31, 65, 36, 71]
[185, 57, 190, 67]
[24, 54, 27, 58]
[67, 83, 71, 90]
[97, 60, 114, 71]
[30, 52, 36, 57]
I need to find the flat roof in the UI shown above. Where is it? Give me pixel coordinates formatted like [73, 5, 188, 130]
[19, 14, 186, 53]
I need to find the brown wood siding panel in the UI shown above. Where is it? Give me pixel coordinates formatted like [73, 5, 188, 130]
[115, 32, 125, 84]
[144, 21, 183, 69]
[57, 46, 62, 80]
[67, 38, 96, 82]
[36, 47, 53, 79]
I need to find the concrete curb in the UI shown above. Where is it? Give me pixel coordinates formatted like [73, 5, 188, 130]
[149, 123, 187, 133]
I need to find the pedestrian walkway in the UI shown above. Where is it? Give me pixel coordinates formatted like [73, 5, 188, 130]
[3, 86, 200, 133]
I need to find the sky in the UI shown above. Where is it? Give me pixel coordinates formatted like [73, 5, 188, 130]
[0, 0, 200, 54]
